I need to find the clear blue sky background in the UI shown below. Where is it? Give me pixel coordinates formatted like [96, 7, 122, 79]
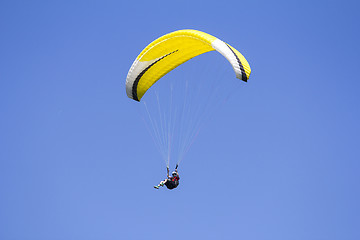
[1, 1, 359, 239]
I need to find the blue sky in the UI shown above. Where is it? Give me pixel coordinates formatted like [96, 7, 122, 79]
[1, 0, 359, 239]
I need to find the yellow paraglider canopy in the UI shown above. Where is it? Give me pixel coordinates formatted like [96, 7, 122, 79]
[126, 29, 251, 101]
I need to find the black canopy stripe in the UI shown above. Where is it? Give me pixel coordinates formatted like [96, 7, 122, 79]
[225, 43, 247, 82]
[132, 50, 179, 101]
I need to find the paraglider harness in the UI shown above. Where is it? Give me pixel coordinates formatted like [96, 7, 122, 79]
[165, 165, 180, 190]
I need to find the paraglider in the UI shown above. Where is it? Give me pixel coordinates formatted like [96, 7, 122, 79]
[154, 165, 180, 190]
[125, 29, 251, 189]
[126, 29, 251, 101]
